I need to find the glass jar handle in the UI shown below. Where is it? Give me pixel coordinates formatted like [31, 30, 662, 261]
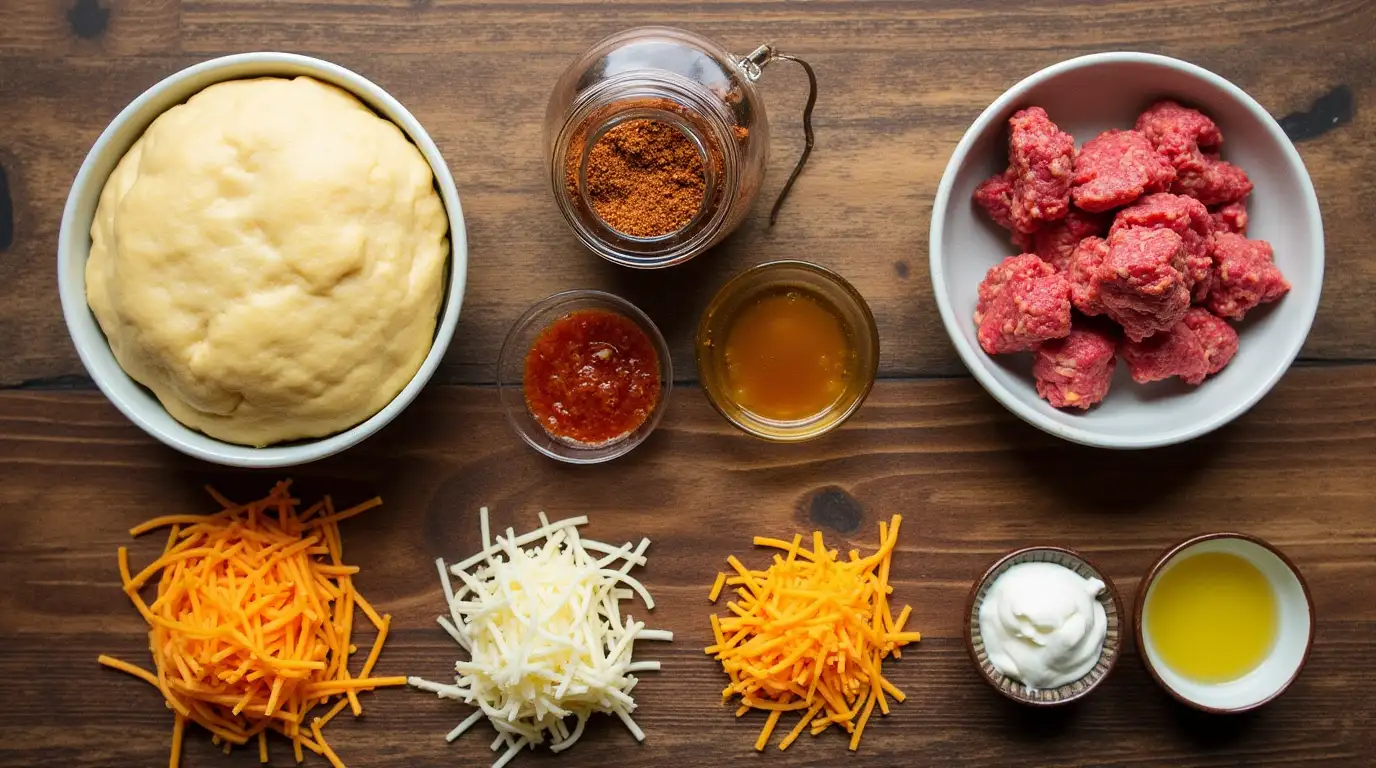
[738, 43, 818, 227]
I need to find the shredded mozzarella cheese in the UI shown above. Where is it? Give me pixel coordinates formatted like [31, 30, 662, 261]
[411, 508, 672, 767]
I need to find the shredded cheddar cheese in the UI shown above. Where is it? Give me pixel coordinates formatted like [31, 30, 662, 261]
[706, 515, 919, 752]
[98, 481, 405, 767]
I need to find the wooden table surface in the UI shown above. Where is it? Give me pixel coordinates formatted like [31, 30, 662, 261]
[2, 1, 1374, 767]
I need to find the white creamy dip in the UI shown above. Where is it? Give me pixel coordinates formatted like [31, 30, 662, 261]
[977, 561, 1107, 689]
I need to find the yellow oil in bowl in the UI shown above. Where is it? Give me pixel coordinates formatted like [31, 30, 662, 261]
[1145, 551, 1278, 684]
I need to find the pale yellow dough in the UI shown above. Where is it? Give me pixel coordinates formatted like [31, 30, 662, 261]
[86, 76, 448, 447]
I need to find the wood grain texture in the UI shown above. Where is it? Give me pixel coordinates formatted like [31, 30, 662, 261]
[0, 368, 1373, 767]
[2, 2, 1375, 767]
[0, 0, 180, 54]
[0, 0, 1374, 386]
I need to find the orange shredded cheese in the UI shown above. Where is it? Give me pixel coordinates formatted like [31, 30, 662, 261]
[98, 481, 405, 767]
[709, 571, 727, 603]
[705, 515, 919, 752]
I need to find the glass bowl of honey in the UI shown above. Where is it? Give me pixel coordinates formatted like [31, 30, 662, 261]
[498, 290, 672, 464]
[696, 261, 879, 442]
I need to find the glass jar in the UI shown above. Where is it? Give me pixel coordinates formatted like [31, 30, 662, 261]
[546, 27, 795, 268]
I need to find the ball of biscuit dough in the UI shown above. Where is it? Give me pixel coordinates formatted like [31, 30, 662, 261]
[86, 76, 449, 447]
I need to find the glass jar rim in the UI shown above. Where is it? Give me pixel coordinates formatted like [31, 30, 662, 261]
[550, 72, 743, 269]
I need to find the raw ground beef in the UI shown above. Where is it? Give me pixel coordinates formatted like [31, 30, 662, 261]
[1033, 322, 1119, 409]
[1012, 230, 1035, 253]
[974, 169, 1016, 231]
[1136, 100, 1222, 173]
[1071, 129, 1176, 212]
[964, 102, 1274, 407]
[1067, 236, 1109, 316]
[975, 254, 1056, 324]
[1028, 210, 1108, 272]
[1207, 232, 1291, 319]
[976, 270, 1073, 354]
[1210, 200, 1249, 235]
[1111, 193, 1216, 303]
[1008, 106, 1076, 233]
[1121, 320, 1211, 384]
[1172, 157, 1253, 206]
[1096, 227, 1192, 342]
[1182, 307, 1240, 376]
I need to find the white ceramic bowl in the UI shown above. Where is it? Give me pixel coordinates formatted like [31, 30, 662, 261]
[1136, 533, 1314, 712]
[57, 52, 468, 467]
[930, 52, 1323, 448]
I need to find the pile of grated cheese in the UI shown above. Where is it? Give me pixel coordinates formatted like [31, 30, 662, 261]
[97, 481, 405, 768]
[410, 508, 672, 768]
[707, 515, 920, 752]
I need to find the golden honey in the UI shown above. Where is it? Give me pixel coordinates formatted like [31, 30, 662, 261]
[695, 261, 879, 442]
[720, 288, 854, 422]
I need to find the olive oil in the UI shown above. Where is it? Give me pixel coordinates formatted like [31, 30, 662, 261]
[1145, 551, 1278, 684]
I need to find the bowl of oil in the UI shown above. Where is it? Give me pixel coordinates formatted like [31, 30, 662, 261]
[1135, 532, 1314, 713]
[695, 261, 879, 442]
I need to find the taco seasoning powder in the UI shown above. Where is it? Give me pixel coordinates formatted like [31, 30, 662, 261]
[573, 118, 708, 238]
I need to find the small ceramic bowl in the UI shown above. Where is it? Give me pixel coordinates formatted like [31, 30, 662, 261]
[497, 290, 672, 464]
[966, 546, 1124, 705]
[1136, 533, 1314, 713]
[929, 52, 1323, 448]
[57, 52, 468, 467]
[695, 260, 879, 442]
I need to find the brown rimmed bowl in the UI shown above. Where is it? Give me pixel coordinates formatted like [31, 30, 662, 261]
[1135, 532, 1315, 714]
[965, 546, 1124, 706]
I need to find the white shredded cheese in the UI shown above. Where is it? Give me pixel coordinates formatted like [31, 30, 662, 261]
[410, 507, 672, 766]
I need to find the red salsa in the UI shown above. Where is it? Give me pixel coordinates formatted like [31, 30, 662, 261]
[524, 308, 661, 446]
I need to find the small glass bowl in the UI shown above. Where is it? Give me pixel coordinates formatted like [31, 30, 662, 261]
[695, 261, 879, 442]
[498, 290, 672, 464]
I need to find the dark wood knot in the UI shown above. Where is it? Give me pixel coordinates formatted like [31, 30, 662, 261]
[808, 486, 863, 534]
[1279, 85, 1354, 142]
[67, 0, 110, 40]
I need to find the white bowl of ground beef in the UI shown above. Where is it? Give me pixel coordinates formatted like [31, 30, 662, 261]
[929, 52, 1323, 449]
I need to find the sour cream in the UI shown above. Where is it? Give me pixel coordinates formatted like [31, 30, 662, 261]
[977, 561, 1107, 689]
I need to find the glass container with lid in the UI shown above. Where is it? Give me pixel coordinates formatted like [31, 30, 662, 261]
[545, 27, 815, 269]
